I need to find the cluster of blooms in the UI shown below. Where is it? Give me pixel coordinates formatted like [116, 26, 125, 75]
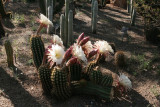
[37, 13, 132, 93]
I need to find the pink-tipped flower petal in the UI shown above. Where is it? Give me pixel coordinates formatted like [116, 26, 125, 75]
[77, 32, 84, 44]
[66, 57, 78, 66]
[87, 49, 98, 59]
[79, 36, 90, 46]
[64, 46, 73, 60]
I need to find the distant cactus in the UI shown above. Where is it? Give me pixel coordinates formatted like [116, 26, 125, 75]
[114, 51, 126, 69]
[131, 7, 136, 26]
[30, 35, 45, 69]
[47, 6, 53, 34]
[64, 0, 69, 47]
[68, 10, 73, 47]
[127, 0, 131, 13]
[4, 40, 14, 67]
[38, 0, 46, 15]
[60, 14, 65, 41]
[92, 0, 98, 34]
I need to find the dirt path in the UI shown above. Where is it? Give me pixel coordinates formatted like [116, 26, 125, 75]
[0, 1, 160, 107]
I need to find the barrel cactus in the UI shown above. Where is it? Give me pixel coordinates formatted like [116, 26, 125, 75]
[89, 68, 102, 84]
[100, 74, 113, 87]
[51, 66, 71, 100]
[30, 35, 45, 69]
[38, 65, 52, 94]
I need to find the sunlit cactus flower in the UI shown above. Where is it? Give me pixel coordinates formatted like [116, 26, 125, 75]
[72, 43, 87, 63]
[119, 73, 132, 90]
[46, 44, 65, 66]
[51, 34, 64, 47]
[82, 41, 93, 54]
[94, 40, 114, 54]
[36, 13, 53, 35]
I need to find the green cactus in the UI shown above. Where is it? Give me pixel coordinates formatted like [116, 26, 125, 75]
[38, 0, 46, 15]
[51, 66, 71, 100]
[68, 10, 73, 47]
[71, 79, 113, 101]
[60, 14, 65, 41]
[89, 69, 102, 84]
[0, 0, 11, 18]
[47, 6, 53, 34]
[131, 7, 136, 26]
[38, 65, 52, 94]
[64, 0, 69, 47]
[92, 0, 98, 34]
[100, 74, 113, 87]
[4, 40, 14, 67]
[68, 63, 82, 81]
[30, 35, 45, 69]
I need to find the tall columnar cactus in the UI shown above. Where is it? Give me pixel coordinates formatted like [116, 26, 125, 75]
[38, 0, 46, 15]
[30, 35, 45, 69]
[38, 65, 52, 94]
[4, 40, 14, 67]
[64, 0, 69, 47]
[47, 6, 53, 34]
[0, 0, 11, 18]
[127, 0, 130, 13]
[51, 66, 71, 100]
[68, 10, 73, 47]
[60, 14, 65, 41]
[131, 8, 136, 26]
[92, 0, 98, 34]
[130, 0, 133, 15]
[91, 0, 96, 25]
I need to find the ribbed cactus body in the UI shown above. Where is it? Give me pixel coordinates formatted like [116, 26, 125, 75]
[92, 0, 98, 34]
[51, 67, 71, 100]
[64, 0, 69, 47]
[38, 65, 52, 94]
[68, 10, 73, 47]
[0, 0, 11, 18]
[69, 63, 82, 81]
[100, 74, 113, 87]
[30, 35, 45, 69]
[47, 6, 53, 34]
[71, 80, 113, 101]
[89, 69, 102, 84]
[60, 14, 65, 41]
[4, 40, 14, 67]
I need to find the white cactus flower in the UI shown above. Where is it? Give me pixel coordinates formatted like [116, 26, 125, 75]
[39, 13, 53, 26]
[82, 41, 93, 54]
[119, 73, 132, 90]
[94, 40, 114, 54]
[52, 34, 64, 47]
[72, 43, 87, 63]
[47, 44, 65, 65]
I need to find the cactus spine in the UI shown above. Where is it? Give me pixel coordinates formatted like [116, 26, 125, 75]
[64, 0, 69, 47]
[30, 35, 45, 69]
[38, 0, 46, 15]
[131, 8, 136, 26]
[92, 0, 98, 34]
[47, 6, 53, 34]
[51, 66, 71, 100]
[60, 14, 65, 41]
[4, 40, 14, 67]
[68, 10, 73, 47]
[68, 63, 82, 81]
[38, 65, 52, 94]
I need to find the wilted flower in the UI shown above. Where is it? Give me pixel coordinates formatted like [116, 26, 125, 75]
[51, 34, 63, 47]
[36, 13, 53, 35]
[72, 43, 87, 63]
[119, 73, 132, 90]
[46, 44, 65, 65]
[94, 40, 114, 54]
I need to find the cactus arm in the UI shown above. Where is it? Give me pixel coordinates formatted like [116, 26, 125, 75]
[92, 0, 98, 34]
[60, 14, 65, 42]
[68, 10, 73, 47]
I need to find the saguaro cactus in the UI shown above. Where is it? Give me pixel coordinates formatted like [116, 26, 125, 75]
[92, 0, 98, 34]
[47, 6, 53, 34]
[68, 10, 73, 47]
[4, 40, 14, 67]
[64, 0, 69, 47]
[60, 14, 65, 41]
[131, 8, 136, 26]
